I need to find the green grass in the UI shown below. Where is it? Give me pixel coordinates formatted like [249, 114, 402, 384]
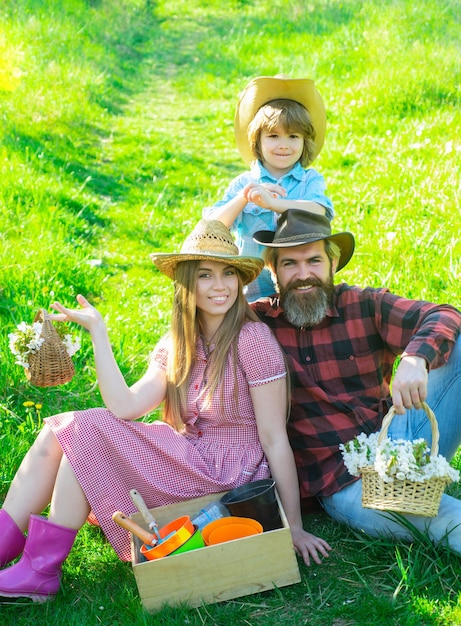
[0, 0, 460, 623]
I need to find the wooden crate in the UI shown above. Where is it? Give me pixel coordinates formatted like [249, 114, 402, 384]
[130, 490, 301, 612]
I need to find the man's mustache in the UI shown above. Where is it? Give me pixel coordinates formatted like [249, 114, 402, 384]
[286, 278, 323, 292]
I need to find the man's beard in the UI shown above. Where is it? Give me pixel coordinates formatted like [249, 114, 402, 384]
[280, 273, 335, 328]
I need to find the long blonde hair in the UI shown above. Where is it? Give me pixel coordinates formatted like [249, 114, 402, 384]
[163, 260, 260, 429]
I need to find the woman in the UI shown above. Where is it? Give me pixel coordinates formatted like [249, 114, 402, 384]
[0, 219, 330, 603]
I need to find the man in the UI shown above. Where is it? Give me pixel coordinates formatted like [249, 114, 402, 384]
[252, 209, 461, 563]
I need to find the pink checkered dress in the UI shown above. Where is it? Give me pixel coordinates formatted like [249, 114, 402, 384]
[45, 321, 286, 560]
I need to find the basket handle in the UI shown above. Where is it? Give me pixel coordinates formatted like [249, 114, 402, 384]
[33, 308, 56, 332]
[33, 308, 49, 325]
[378, 402, 439, 457]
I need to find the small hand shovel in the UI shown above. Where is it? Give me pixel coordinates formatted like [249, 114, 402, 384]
[112, 511, 159, 546]
[129, 488, 164, 543]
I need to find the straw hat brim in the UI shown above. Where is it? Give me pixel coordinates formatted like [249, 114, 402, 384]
[150, 252, 264, 286]
[234, 76, 326, 165]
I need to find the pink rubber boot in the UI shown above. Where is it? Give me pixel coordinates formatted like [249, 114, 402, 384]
[0, 509, 26, 567]
[0, 514, 77, 602]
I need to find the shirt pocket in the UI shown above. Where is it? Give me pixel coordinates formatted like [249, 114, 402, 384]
[305, 337, 380, 394]
[341, 351, 385, 404]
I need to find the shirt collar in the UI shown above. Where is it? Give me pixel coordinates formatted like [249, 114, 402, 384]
[250, 160, 305, 182]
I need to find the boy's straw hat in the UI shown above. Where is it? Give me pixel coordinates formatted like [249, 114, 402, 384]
[253, 210, 355, 272]
[234, 75, 326, 165]
[151, 219, 264, 285]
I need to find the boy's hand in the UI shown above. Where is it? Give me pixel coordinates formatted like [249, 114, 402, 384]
[243, 182, 286, 208]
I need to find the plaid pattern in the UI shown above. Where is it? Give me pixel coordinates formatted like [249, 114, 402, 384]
[45, 322, 286, 560]
[252, 283, 461, 498]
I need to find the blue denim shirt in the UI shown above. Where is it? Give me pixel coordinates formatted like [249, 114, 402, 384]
[203, 161, 334, 301]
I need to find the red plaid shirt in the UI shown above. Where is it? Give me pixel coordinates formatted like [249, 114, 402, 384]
[252, 283, 461, 498]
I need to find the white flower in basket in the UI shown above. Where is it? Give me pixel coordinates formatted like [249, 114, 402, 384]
[8, 309, 80, 387]
[8, 321, 46, 369]
[340, 403, 459, 517]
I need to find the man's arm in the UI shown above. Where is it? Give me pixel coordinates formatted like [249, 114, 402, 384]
[376, 289, 461, 412]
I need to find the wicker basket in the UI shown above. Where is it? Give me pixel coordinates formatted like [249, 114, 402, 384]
[361, 403, 451, 517]
[26, 309, 75, 388]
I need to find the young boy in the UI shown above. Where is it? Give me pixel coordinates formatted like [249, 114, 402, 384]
[204, 75, 334, 301]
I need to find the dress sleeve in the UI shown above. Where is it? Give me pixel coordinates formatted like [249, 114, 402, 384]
[150, 335, 171, 371]
[237, 322, 286, 387]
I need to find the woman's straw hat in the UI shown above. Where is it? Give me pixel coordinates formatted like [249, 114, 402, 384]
[151, 219, 264, 285]
[234, 75, 326, 165]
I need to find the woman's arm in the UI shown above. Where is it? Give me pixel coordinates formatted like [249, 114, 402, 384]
[51, 294, 167, 420]
[251, 378, 331, 566]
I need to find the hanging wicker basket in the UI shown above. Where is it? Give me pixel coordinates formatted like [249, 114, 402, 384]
[26, 309, 75, 388]
[361, 403, 451, 517]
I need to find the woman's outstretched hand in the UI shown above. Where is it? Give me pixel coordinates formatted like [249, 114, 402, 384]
[50, 294, 104, 333]
[290, 525, 332, 566]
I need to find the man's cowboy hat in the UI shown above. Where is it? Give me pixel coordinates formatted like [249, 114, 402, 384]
[151, 219, 264, 285]
[234, 75, 326, 165]
[253, 210, 355, 272]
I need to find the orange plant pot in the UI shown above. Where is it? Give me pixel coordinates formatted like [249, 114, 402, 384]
[202, 516, 263, 545]
[140, 515, 194, 560]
